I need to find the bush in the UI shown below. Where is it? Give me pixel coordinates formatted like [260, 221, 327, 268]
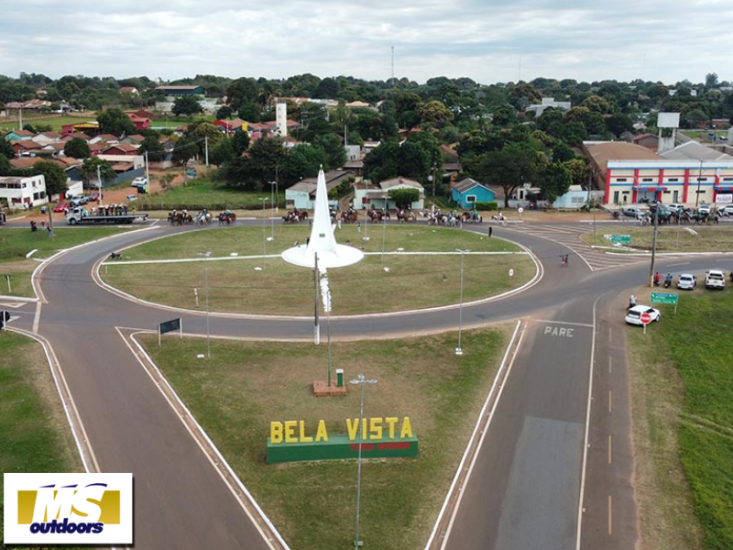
[473, 201, 498, 211]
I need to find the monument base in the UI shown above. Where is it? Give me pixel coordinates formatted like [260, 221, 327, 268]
[313, 380, 347, 397]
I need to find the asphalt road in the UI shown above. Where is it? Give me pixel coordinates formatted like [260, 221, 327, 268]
[5, 220, 731, 550]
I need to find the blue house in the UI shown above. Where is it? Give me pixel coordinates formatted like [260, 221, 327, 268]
[451, 178, 495, 208]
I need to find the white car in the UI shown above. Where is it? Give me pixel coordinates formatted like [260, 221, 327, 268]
[622, 205, 647, 218]
[676, 273, 697, 290]
[131, 177, 148, 189]
[718, 204, 733, 216]
[668, 203, 685, 212]
[698, 204, 711, 214]
[625, 305, 661, 326]
[705, 269, 726, 289]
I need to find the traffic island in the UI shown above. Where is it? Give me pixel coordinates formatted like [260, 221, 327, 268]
[313, 368, 347, 396]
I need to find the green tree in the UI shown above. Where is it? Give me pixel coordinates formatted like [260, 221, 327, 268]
[406, 131, 442, 168]
[190, 122, 224, 156]
[172, 95, 204, 117]
[417, 100, 454, 124]
[97, 108, 135, 136]
[492, 105, 517, 127]
[540, 162, 572, 202]
[139, 134, 165, 162]
[580, 95, 612, 114]
[63, 137, 90, 159]
[605, 113, 634, 137]
[562, 121, 588, 145]
[283, 144, 327, 182]
[0, 137, 16, 159]
[536, 108, 564, 138]
[237, 102, 262, 122]
[226, 77, 258, 111]
[552, 142, 575, 163]
[216, 105, 233, 119]
[231, 130, 250, 156]
[30, 160, 67, 197]
[0, 154, 10, 175]
[388, 188, 420, 208]
[313, 77, 340, 99]
[312, 133, 346, 170]
[209, 138, 235, 167]
[222, 137, 289, 190]
[475, 142, 541, 208]
[564, 158, 589, 187]
[80, 157, 116, 185]
[172, 136, 197, 165]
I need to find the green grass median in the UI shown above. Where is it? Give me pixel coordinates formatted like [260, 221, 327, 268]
[0, 331, 83, 543]
[628, 289, 733, 550]
[140, 325, 510, 550]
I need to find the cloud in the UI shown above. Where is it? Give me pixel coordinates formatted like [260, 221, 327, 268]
[0, 0, 731, 84]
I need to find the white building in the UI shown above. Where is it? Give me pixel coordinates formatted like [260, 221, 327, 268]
[526, 98, 572, 116]
[354, 176, 425, 210]
[285, 170, 354, 210]
[0, 175, 48, 209]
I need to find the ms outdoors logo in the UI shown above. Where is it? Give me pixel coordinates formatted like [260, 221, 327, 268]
[3, 473, 133, 544]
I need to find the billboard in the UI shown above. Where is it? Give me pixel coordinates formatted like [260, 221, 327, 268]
[657, 112, 680, 129]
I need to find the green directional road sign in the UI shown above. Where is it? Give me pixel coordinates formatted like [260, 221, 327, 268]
[611, 234, 632, 245]
[650, 292, 678, 305]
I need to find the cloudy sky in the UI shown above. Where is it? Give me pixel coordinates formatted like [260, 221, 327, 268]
[1, 0, 732, 85]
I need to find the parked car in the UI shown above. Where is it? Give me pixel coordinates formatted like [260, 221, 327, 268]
[88, 192, 102, 202]
[622, 205, 647, 218]
[625, 305, 661, 326]
[668, 203, 685, 212]
[126, 195, 138, 201]
[53, 202, 70, 213]
[677, 273, 697, 290]
[69, 195, 88, 207]
[705, 269, 726, 290]
[131, 177, 148, 189]
[718, 204, 733, 216]
[698, 204, 711, 214]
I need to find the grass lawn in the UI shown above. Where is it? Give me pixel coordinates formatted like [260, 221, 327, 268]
[139, 325, 509, 550]
[628, 288, 733, 550]
[0, 114, 97, 133]
[0, 331, 84, 543]
[581, 225, 733, 253]
[133, 178, 285, 211]
[102, 225, 532, 315]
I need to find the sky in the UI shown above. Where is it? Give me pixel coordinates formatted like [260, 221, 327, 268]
[1, 0, 732, 85]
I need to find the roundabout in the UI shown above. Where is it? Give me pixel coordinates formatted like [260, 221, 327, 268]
[5, 208, 730, 550]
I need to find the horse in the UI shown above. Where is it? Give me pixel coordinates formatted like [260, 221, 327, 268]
[218, 212, 236, 226]
[341, 211, 358, 224]
[109, 252, 122, 260]
[282, 212, 299, 224]
[396, 210, 416, 223]
[462, 211, 483, 224]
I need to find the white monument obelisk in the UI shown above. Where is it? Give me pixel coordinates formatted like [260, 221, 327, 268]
[281, 169, 364, 269]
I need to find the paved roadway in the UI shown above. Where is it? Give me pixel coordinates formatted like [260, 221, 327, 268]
[4, 220, 732, 550]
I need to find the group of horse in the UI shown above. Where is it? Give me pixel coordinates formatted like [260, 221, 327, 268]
[428, 211, 484, 226]
[637, 208, 720, 226]
[167, 210, 234, 226]
[282, 210, 309, 223]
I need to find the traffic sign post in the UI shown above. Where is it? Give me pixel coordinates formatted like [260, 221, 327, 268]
[610, 234, 632, 245]
[651, 291, 678, 314]
[640, 311, 652, 334]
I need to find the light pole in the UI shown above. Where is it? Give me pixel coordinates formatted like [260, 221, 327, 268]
[259, 197, 269, 269]
[455, 249, 470, 355]
[198, 251, 212, 358]
[695, 160, 703, 208]
[381, 216, 387, 270]
[268, 181, 276, 241]
[349, 374, 378, 550]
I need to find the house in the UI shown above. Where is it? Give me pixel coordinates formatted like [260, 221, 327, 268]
[128, 109, 156, 120]
[88, 142, 108, 156]
[119, 87, 139, 96]
[285, 170, 354, 210]
[5, 129, 35, 141]
[89, 134, 120, 145]
[61, 132, 91, 142]
[526, 98, 572, 117]
[354, 176, 425, 210]
[552, 185, 591, 209]
[11, 140, 44, 156]
[155, 85, 205, 96]
[0, 175, 48, 209]
[31, 132, 62, 145]
[451, 178, 495, 208]
[631, 133, 659, 152]
[127, 113, 151, 130]
[103, 143, 139, 156]
[121, 134, 146, 145]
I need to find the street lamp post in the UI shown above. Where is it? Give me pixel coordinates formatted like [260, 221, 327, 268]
[268, 181, 276, 241]
[198, 251, 212, 358]
[259, 197, 269, 269]
[695, 160, 703, 208]
[381, 216, 387, 270]
[349, 374, 378, 550]
[455, 249, 470, 355]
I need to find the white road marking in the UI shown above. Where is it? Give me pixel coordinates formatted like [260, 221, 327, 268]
[33, 301, 42, 333]
[121, 328, 288, 550]
[536, 319, 594, 328]
[0, 302, 27, 308]
[437, 322, 526, 550]
[667, 262, 690, 267]
[575, 294, 602, 550]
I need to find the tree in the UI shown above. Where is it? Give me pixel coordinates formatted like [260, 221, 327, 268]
[190, 122, 224, 156]
[283, 144, 326, 182]
[552, 142, 575, 163]
[564, 158, 590, 187]
[139, 135, 165, 162]
[97, 108, 135, 136]
[80, 157, 116, 185]
[313, 77, 340, 99]
[406, 131, 442, 169]
[492, 105, 516, 127]
[705, 73, 719, 89]
[475, 143, 541, 208]
[312, 133, 346, 170]
[172, 95, 203, 117]
[209, 138, 235, 167]
[172, 136, 196, 165]
[536, 108, 564, 138]
[580, 95, 612, 114]
[417, 100, 454, 124]
[30, 160, 67, 197]
[222, 137, 289, 190]
[0, 154, 10, 175]
[388, 188, 420, 208]
[226, 77, 259, 111]
[562, 121, 588, 146]
[63, 137, 90, 159]
[237, 102, 261, 122]
[605, 113, 634, 137]
[216, 105, 233, 119]
[0, 137, 15, 160]
[540, 162, 572, 202]
[231, 130, 250, 156]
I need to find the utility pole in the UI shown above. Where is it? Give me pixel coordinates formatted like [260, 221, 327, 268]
[97, 165, 103, 208]
[19, 108, 22, 131]
[314, 252, 320, 345]
[145, 150, 150, 188]
[205, 136, 209, 167]
[432, 162, 438, 198]
[695, 160, 703, 208]
[649, 206, 659, 287]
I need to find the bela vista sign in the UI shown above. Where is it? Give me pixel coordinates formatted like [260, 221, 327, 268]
[267, 417, 419, 464]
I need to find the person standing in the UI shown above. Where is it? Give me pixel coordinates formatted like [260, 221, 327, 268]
[488, 226, 493, 238]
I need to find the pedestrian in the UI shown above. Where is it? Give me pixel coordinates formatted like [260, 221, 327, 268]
[357, 223, 361, 234]
[46, 225, 52, 238]
[629, 294, 636, 309]
[489, 226, 493, 238]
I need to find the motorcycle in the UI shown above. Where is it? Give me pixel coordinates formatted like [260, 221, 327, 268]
[664, 274, 673, 288]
